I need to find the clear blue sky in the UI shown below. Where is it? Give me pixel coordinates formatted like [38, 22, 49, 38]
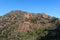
[0, 0, 60, 18]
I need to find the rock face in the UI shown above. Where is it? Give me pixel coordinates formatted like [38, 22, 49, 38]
[24, 13, 30, 19]
[17, 23, 30, 32]
[40, 13, 49, 18]
[24, 13, 32, 19]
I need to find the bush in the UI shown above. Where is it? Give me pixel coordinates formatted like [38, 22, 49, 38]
[29, 17, 37, 24]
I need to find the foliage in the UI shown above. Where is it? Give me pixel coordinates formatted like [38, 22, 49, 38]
[29, 17, 37, 24]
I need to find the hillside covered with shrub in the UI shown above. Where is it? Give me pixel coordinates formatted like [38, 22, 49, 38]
[0, 10, 60, 40]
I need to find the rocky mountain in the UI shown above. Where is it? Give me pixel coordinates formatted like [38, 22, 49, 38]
[0, 10, 60, 40]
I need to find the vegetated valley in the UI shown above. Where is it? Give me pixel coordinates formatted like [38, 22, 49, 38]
[0, 10, 60, 40]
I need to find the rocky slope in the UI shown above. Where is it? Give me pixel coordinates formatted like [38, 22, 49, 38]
[0, 10, 60, 40]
